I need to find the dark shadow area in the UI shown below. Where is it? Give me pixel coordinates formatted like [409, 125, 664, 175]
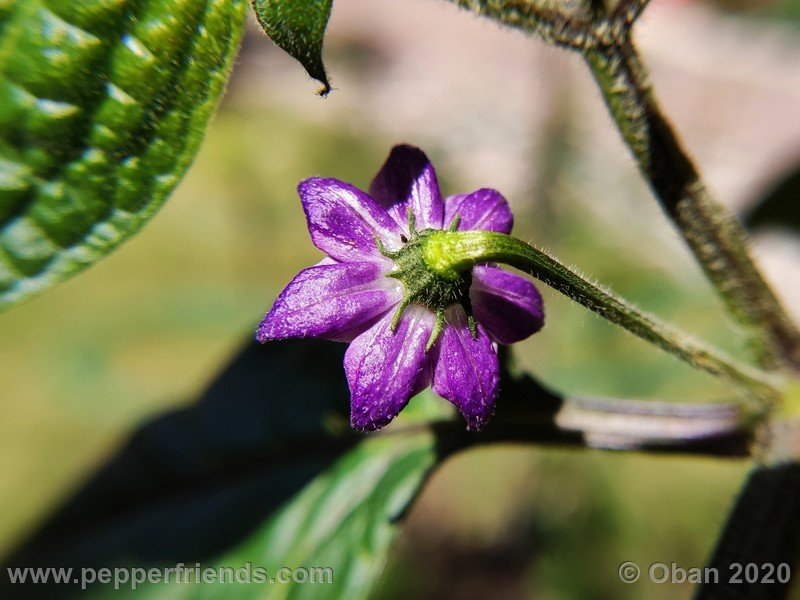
[1, 338, 357, 596]
[744, 161, 800, 234]
[696, 462, 800, 600]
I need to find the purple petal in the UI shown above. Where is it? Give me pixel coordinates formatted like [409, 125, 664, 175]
[257, 262, 402, 343]
[369, 145, 444, 232]
[444, 188, 513, 233]
[345, 305, 436, 430]
[470, 265, 544, 345]
[432, 306, 499, 431]
[299, 178, 405, 261]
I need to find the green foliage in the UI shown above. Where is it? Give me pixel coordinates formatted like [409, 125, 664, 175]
[0, 0, 247, 310]
[250, 0, 334, 95]
[195, 433, 439, 600]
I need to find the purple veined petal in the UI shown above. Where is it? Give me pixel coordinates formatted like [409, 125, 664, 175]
[432, 305, 499, 431]
[369, 145, 444, 232]
[257, 261, 403, 343]
[444, 188, 513, 234]
[470, 265, 544, 345]
[299, 177, 405, 261]
[345, 305, 436, 431]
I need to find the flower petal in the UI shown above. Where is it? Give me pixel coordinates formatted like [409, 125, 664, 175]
[444, 188, 513, 233]
[369, 145, 444, 231]
[432, 306, 499, 431]
[470, 265, 544, 344]
[345, 305, 436, 430]
[257, 262, 402, 343]
[299, 177, 405, 261]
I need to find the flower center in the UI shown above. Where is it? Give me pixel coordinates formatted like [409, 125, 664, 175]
[387, 229, 473, 311]
[378, 217, 476, 349]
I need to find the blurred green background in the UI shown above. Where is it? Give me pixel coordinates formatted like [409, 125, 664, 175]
[2, 0, 800, 597]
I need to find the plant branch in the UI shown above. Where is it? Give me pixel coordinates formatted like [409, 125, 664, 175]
[497, 397, 751, 457]
[442, 0, 800, 372]
[422, 369, 753, 458]
[584, 39, 800, 372]
[445, 0, 599, 50]
[608, 0, 651, 28]
[553, 396, 746, 452]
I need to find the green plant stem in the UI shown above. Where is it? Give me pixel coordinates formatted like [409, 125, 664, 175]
[608, 0, 651, 27]
[585, 39, 800, 372]
[442, 0, 800, 373]
[423, 230, 780, 409]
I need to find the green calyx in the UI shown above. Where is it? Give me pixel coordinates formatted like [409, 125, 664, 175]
[379, 214, 476, 350]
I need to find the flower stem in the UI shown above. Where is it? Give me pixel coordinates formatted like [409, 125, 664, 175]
[423, 230, 780, 408]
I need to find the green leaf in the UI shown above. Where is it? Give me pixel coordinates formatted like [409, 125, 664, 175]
[250, 0, 334, 95]
[0, 0, 248, 311]
[196, 432, 439, 599]
[2, 339, 449, 599]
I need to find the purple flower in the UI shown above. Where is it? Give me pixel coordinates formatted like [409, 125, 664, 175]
[257, 145, 544, 431]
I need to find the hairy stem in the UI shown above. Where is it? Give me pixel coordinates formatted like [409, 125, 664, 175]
[444, 0, 599, 49]
[585, 39, 800, 372]
[608, 0, 651, 27]
[442, 0, 800, 372]
[424, 230, 780, 409]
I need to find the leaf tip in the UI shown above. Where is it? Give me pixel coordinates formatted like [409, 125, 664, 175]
[316, 80, 332, 97]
